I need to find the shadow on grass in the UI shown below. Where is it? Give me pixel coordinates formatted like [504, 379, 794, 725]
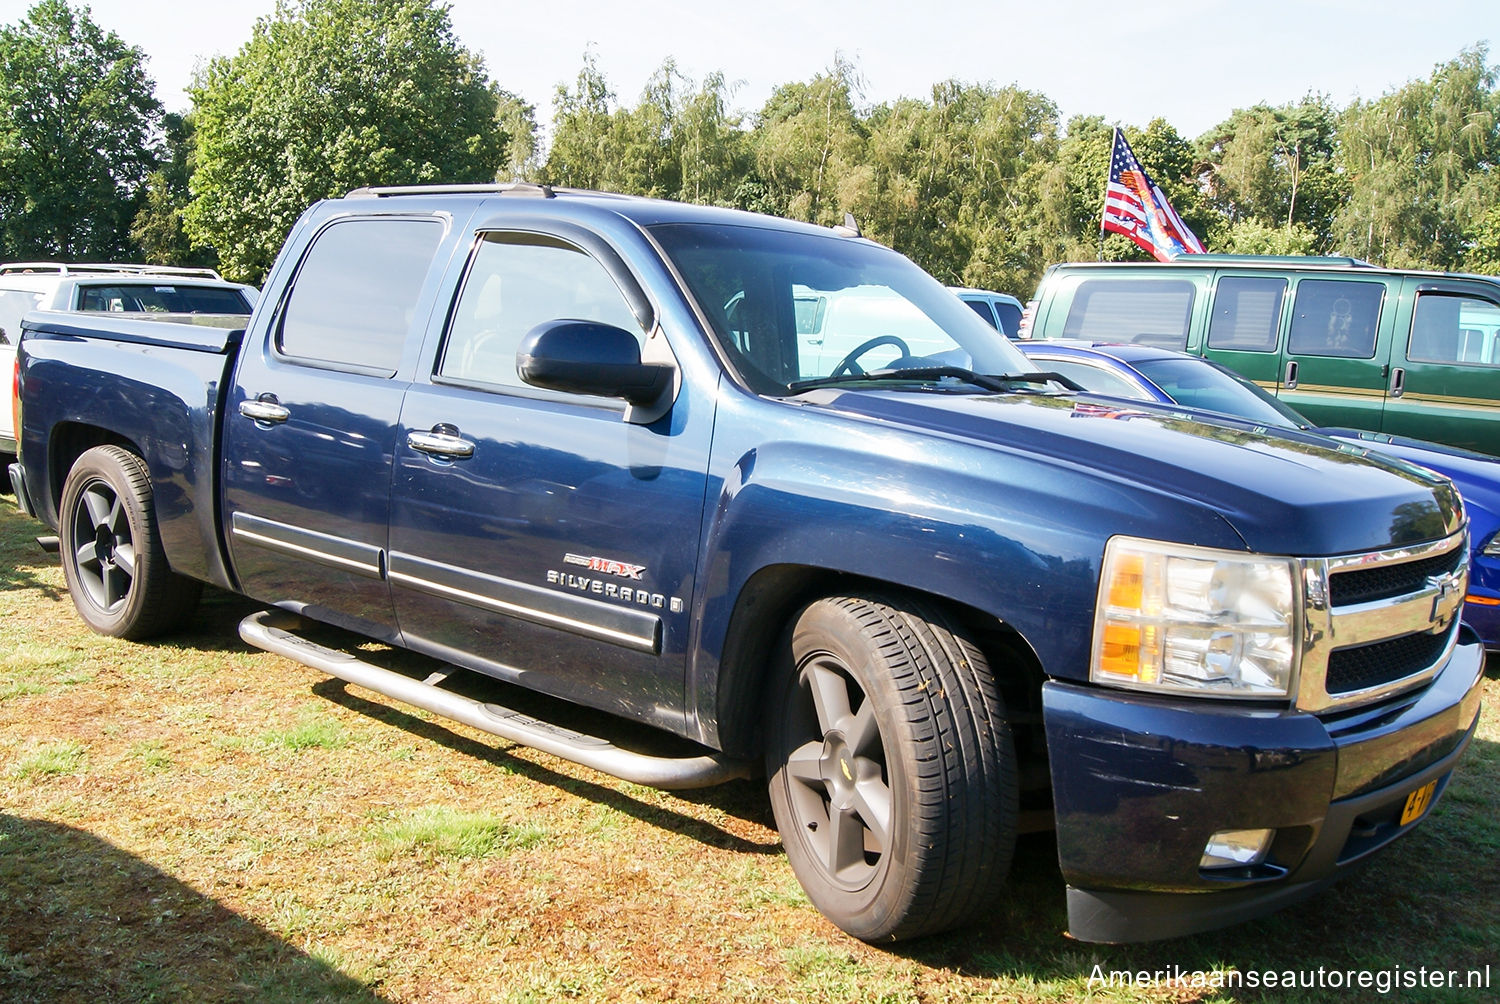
[310, 676, 779, 856]
[0, 814, 388, 1003]
[0, 501, 64, 600]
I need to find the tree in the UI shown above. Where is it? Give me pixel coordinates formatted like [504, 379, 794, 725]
[130, 113, 219, 267]
[1332, 45, 1500, 269]
[852, 81, 1059, 293]
[0, 0, 162, 260]
[542, 56, 750, 207]
[752, 57, 868, 225]
[184, 0, 517, 282]
[1196, 97, 1346, 249]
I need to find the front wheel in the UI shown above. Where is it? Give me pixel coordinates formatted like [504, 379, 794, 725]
[58, 445, 201, 639]
[766, 594, 1018, 941]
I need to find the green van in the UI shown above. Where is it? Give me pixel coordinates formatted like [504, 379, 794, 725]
[1022, 255, 1500, 456]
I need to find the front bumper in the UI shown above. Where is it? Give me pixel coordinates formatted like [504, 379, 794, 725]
[1044, 628, 1485, 943]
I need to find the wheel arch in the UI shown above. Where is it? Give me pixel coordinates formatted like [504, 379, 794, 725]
[45, 422, 138, 525]
[708, 563, 1047, 761]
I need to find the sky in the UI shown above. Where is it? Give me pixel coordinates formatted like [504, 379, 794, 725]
[22, 0, 1500, 147]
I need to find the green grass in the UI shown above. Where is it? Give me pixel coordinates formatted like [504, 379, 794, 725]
[372, 805, 549, 861]
[9, 740, 86, 779]
[259, 710, 353, 751]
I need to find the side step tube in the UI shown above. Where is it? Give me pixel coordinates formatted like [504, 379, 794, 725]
[239, 610, 753, 790]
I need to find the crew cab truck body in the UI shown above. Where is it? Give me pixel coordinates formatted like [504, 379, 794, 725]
[10, 187, 1485, 944]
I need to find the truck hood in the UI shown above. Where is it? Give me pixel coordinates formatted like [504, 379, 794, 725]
[803, 389, 1462, 556]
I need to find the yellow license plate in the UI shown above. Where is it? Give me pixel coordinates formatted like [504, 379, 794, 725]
[1399, 779, 1438, 826]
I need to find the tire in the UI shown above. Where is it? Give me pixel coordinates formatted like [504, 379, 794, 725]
[766, 594, 1018, 942]
[58, 445, 201, 639]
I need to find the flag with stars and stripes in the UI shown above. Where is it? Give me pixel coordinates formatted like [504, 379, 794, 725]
[1102, 128, 1205, 260]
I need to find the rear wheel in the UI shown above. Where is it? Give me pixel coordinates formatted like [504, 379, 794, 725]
[766, 594, 1017, 941]
[59, 445, 201, 639]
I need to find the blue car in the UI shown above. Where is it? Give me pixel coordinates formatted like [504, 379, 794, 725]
[1019, 339, 1500, 651]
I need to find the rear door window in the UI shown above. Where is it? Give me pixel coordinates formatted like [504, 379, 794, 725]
[1287, 279, 1384, 358]
[1062, 279, 1195, 349]
[1207, 276, 1286, 351]
[278, 217, 444, 376]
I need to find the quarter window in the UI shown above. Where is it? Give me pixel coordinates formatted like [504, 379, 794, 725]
[1062, 279, 1195, 349]
[278, 217, 444, 375]
[1287, 279, 1384, 359]
[1409, 292, 1500, 366]
[1207, 276, 1286, 351]
[439, 232, 642, 390]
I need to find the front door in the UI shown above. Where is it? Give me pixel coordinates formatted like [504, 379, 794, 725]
[387, 229, 711, 733]
[1384, 280, 1500, 455]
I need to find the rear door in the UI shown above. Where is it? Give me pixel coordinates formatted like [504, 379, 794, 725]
[1384, 277, 1500, 455]
[1199, 272, 1288, 392]
[1274, 275, 1396, 431]
[386, 223, 711, 732]
[223, 212, 459, 640]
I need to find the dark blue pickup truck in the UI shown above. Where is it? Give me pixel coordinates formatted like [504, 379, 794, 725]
[8, 186, 1485, 944]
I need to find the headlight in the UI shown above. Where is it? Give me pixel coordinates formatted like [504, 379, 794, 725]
[1485, 532, 1500, 558]
[1092, 536, 1298, 699]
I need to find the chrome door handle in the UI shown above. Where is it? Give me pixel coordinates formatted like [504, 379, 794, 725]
[239, 397, 289, 423]
[1283, 360, 1299, 390]
[1389, 367, 1406, 398]
[407, 428, 474, 459]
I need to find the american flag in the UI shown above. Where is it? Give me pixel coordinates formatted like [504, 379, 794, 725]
[1102, 128, 1205, 260]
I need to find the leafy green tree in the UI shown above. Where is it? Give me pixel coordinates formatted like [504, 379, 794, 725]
[1333, 45, 1500, 269]
[0, 0, 162, 260]
[130, 113, 219, 267]
[852, 81, 1059, 294]
[752, 58, 868, 225]
[1197, 97, 1346, 249]
[493, 87, 539, 180]
[542, 50, 617, 192]
[543, 56, 749, 207]
[185, 0, 516, 282]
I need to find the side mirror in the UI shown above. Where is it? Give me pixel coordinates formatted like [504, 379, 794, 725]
[517, 319, 675, 421]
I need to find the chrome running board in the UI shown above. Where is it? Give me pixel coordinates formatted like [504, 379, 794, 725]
[238, 610, 753, 790]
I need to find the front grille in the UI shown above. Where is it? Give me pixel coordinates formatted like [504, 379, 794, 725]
[1326, 630, 1452, 695]
[1296, 531, 1467, 713]
[1328, 548, 1462, 606]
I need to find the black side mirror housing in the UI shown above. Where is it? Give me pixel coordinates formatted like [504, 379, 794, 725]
[517, 320, 676, 422]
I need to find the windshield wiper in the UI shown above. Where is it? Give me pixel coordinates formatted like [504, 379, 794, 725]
[787, 366, 1084, 395]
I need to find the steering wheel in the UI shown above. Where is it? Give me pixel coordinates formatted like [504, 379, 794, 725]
[830, 335, 913, 377]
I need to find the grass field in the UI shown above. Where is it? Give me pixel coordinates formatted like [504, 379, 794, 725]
[1, 497, 1496, 1003]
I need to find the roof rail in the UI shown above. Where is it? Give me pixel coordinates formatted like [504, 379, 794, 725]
[345, 182, 556, 199]
[1185, 253, 1375, 268]
[0, 261, 225, 279]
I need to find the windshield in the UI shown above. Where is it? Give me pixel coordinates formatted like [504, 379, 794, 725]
[1132, 357, 1306, 430]
[650, 223, 1032, 394]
